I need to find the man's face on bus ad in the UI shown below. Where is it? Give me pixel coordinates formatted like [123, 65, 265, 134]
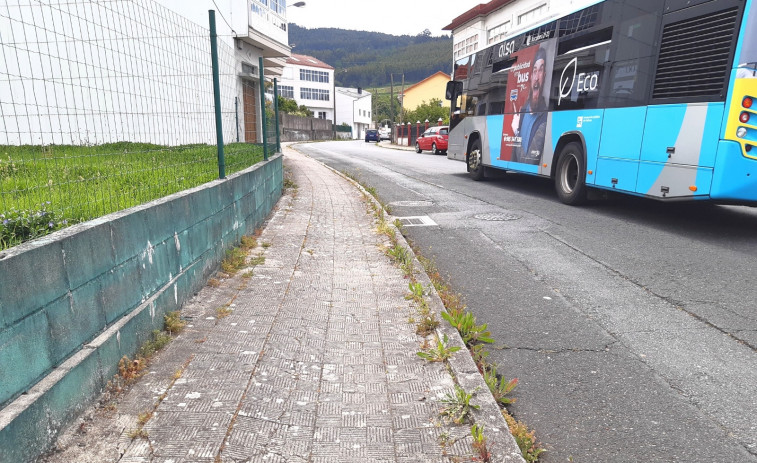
[531, 57, 545, 104]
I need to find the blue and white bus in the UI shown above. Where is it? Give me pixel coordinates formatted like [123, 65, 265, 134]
[445, 0, 757, 205]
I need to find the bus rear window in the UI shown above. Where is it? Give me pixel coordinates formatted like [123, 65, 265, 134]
[739, 7, 757, 66]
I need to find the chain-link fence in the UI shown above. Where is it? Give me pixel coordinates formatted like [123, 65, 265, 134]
[1, 0, 277, 250]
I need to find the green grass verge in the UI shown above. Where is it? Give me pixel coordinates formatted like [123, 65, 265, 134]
[0, 142, 264, 249]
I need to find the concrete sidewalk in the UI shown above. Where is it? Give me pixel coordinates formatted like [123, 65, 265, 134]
[43, 146, 522, 462]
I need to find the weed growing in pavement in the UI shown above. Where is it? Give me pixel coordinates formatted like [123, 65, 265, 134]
[137, 411, 153, 427]
[139, 330, 172, 358]
[387, 243, 414, 275]
[377, 218, 395, 239]
[127, 428, 149, 440]
[216, 306, 233, 319]
[221, 247, 247, 275]
[469, 344, 490, 371]
[503, 411, 546, 462]
[417, 334, 461, 362]
[208, 278, 221, 288]
[242, 270, 253, 279]
[442, 307, 495, 345]
[471, 424, 491, 462]
[164, 310, 186, 335]
[240, 235, 257, 250]
[415, 310, 439, 336]
[483, 365, 518, 406]
[440, 385, 480, 424]
[107, 327, 177, 394]
[117, 355, 147, 386]
[262, 241, 271, 248]
[283, 176, 298, 190]
[406, 281, 426, 301]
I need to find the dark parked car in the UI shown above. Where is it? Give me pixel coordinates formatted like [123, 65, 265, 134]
[365, 129, 380, 142]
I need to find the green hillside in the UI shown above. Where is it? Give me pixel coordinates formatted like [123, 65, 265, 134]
[288, 24, 452, 88]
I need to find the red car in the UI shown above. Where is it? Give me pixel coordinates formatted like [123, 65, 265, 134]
[415, 126, 449, 155]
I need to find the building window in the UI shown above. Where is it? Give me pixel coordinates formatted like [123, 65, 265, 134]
[453, 34, 479, 58]
[488, 21, 510, 44]
[301, 87, 330, 101]
[318, 111, 326, 119]
[270, 0, 285, 14]
[299, 69, 330, 83]
[280, 85, 294, 98]
[518, 4, 546, 25]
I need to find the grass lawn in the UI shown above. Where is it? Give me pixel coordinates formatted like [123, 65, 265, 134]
[0, 142, 265, 250]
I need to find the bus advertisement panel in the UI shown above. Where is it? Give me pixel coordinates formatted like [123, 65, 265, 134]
[499, 40, 556, 166]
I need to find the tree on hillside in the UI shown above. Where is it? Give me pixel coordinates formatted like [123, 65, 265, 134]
[289, 24, 451, 88]
[373, 93, 402, 125]
[403, 99, 449, 126]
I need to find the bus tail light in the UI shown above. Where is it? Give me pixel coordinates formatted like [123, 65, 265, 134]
[737, 127, 748, 138]
[744, 97, 754, 109]
[741, 112, 751, 124]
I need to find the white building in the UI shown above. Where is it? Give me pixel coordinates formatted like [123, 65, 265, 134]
[444, 0, 597, 58]
[335, 88, 373, 140]
[278, 54, 335, 121]
[152, 0, 299, 143]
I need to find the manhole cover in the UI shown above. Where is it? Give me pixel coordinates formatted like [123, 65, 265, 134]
[473, 213, 520, 221]
[388, 200, 434, 207]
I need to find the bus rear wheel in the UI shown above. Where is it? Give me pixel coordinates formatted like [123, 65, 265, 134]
[468, 140, 485, 181]
[555, 142, 587, 205]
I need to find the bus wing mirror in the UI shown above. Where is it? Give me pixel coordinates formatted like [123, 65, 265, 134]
[446, 81, 463, 100]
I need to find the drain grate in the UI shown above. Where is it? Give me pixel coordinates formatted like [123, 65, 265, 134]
[388, 200, 434, 207]
[396, 216, 438, 227]
[474, 213, 520, 222]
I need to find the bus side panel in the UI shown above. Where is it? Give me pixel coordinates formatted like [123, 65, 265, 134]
[549, 110, 605, 186]
[447, 122, 467, 162]
[636, 103, 722, 197]
[466, 116, 491, 166]
[711, 141, 757, 201]
[593, 107, 646, 193]
[598, 107, 646, 160]
[485, 115, 509, 170]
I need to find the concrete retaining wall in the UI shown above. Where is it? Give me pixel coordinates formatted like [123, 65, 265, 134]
[280, 113, 335, 142]
[0, 154, 283, 462]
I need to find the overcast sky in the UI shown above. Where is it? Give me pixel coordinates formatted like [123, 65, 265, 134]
[286, 0, 481, 37]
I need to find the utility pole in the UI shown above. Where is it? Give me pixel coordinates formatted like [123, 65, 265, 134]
[390, 74, 395, 124]
[400, 73, 405, 124]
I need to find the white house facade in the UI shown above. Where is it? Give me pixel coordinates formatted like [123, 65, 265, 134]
[159, 0, 296, 144]
[445, 0, 597, 59]
[335, 88, 373, 140]
[278, 54, 335, 121]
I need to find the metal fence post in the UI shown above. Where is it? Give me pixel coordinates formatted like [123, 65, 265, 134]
[235, 96, 239, 143]
[259, 57, 268, 161]
[208, 10, 225, 179]
[274, 78, 281, 153]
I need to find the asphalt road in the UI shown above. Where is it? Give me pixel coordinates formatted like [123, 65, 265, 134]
[295, 140, 757, 463]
